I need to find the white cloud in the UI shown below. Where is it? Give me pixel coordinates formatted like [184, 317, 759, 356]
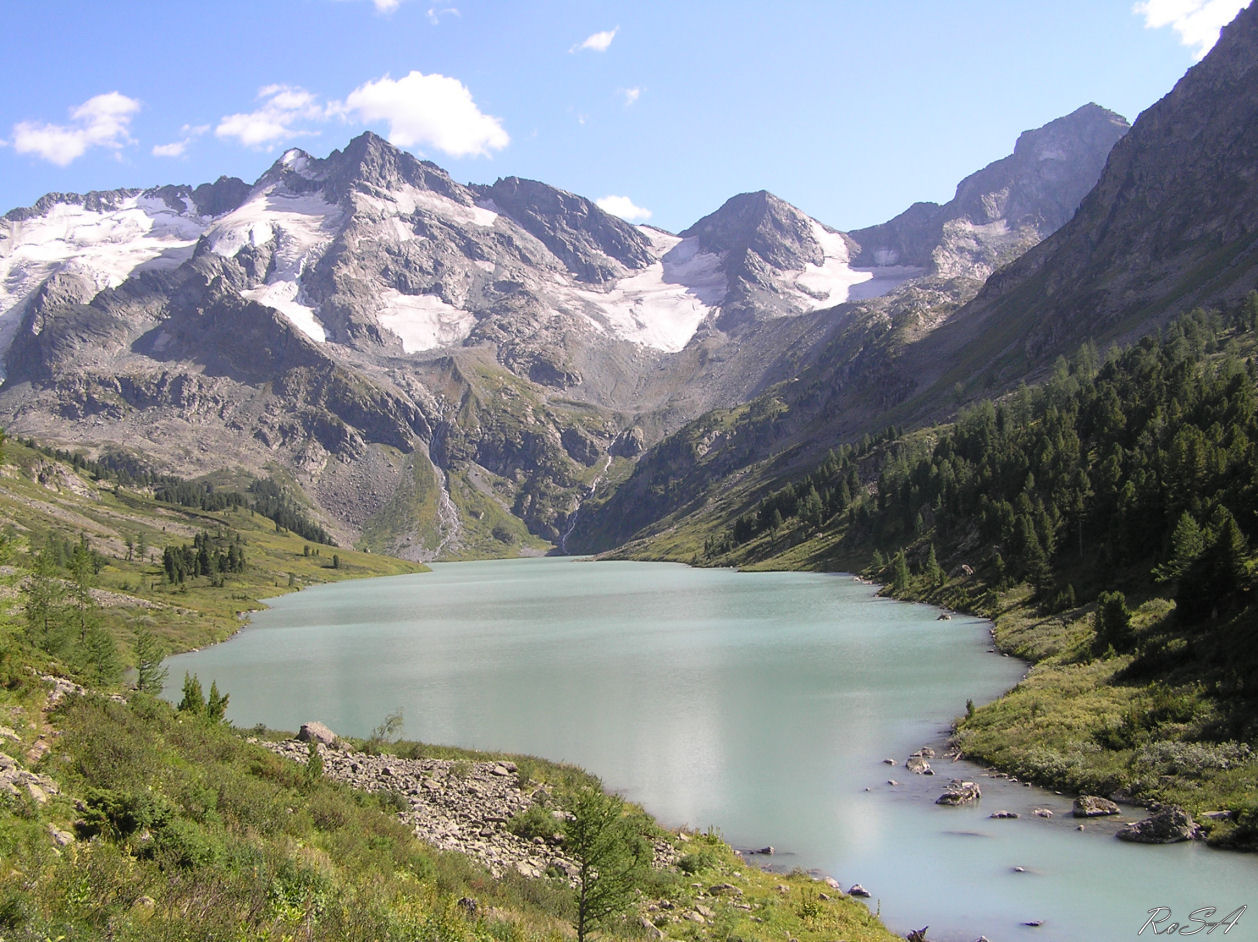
[622, 87, 641, 107]
[572, 26, 618, 53]
[341, 71, 508, 157]
[216, 84, 328, 148]
[374, 0, 401, 10]
[1133, 0, 1247, 58]
[11, 92, 141, 166]
[154, 124, 210, 158]
[596, 195, 651, 222]
[152, 140, 189, 158]
[427, 5, 459, 23]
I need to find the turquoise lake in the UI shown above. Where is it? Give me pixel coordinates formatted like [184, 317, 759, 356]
[165, 557, 1258, 941]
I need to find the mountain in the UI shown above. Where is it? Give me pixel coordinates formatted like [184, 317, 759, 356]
[848, 103, 1129, 280]
[0, 103, 1127, 559]
[571, 7, 1258, 554]
[912, 2, 1258, 389]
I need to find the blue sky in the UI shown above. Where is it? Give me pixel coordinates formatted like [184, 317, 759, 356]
[0, 1, 1246, 233]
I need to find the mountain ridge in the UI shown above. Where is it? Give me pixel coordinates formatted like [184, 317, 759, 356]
[0, 103, 1132, 559]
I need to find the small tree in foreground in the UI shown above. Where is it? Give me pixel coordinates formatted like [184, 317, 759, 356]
[563, 784, 650, 942]
[133, 628, 168, 694]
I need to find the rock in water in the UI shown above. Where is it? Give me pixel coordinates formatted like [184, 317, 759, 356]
[1072, 795, 1120, 817]
[1116, 804, 1202, 844]
[935, 780, 982, 805]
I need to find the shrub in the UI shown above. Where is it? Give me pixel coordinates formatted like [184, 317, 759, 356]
[677, 849, 718, 874]
[507, 803, 558, 842]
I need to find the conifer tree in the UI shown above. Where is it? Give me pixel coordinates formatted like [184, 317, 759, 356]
[563, 785, 650, 942]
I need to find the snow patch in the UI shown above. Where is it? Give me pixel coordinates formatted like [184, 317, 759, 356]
[567, 229, 726, 351]
[377, 288, 476, 352]
[357, 185, 497, 229]
[791, 221, 922, 309]
[241, 281, 327, 343]
[206, 188, 343, 342]
[206, 188, 340, 259]
[790, 222, 871, 308]
[0, 194, 208, 370]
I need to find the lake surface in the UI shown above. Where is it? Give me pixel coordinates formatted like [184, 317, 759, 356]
[166, 557, 1258, 941]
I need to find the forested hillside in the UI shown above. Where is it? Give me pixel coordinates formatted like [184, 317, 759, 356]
[685, 297, 1258, 846]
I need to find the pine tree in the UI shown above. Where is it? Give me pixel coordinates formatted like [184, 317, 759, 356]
[178, 672, 205, 714]
[134, 628, 168, 694]
[1155, 511, 1204, 583]
[563, 785, 650, 942]
[206, 681, 230, 723]
[891, 549, 911, 593]
[1093, 590, 1133, 656]
[923, 544, 944, 587]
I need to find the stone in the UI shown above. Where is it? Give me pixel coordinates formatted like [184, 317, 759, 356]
[906, 755, 932, 775]
[1033, 808, 1053, 818]
[935, 780, 981, 805]
[1116, 804, 1202, 844]
[848, 883, 871, 898]
[297, 722, 337, 745]
[753, 845, 774, 855]
[989, 810, 1019, 819]
[48, 823, 75, 846]
[1072, 795, 1120, 818]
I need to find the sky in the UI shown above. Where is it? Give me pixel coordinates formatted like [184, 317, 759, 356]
[0, 0, 1248, 234]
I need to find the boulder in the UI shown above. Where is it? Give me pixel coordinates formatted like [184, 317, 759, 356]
[297, 721, 338, 745]
[1116, 804, 1202, 844]
[906, 755, 933, 775]
[935, 780, 982, 805]
[848, 883, 871, 898]
[989, 810, 1019, 819]
[1072, 795, 1120, 818]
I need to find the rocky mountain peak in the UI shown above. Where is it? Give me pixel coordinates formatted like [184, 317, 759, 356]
[682, 190, 824, 270]
[679, 190, 865, 327]
[849, 104, 1129, 277]
[914, 1, 1258, 393]
[320, 131, 471, 206]
[477, 176, 655, 283]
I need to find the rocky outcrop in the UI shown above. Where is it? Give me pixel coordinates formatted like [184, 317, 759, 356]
[0, 751, 60, 804]
[1072, 795, 1120, 818]
[1116, 804, 1203, 844]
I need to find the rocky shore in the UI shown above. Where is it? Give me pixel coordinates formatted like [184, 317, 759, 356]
[258, 725, 677, 882]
